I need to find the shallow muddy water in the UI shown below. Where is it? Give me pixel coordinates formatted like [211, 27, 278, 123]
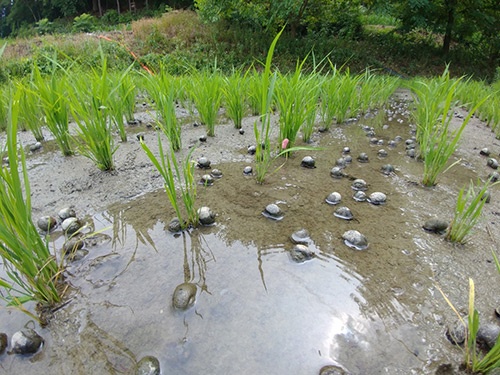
[1, 94, 500, 374]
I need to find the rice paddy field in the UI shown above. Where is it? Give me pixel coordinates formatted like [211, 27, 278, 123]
[1, 61, 500, 374]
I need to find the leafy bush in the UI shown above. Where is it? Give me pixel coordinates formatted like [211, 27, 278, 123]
[73, 13, 96, 33]
[36, 18, 54, 35]
[101, 10, 120, 25]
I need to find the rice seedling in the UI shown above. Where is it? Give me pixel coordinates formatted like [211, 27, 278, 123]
[445, 179, 498, 244]
[358, 71, 400, 113]
[253, 28, 282, 184]
[107, 68, 136, 143]
[412, 69, 488, 186]
[0, 84, 11, 132]
[247, 69, 265, 116]
[301, 75, 321, 143]
[187, 67, 223, 137]
[274, 56, 320, 153]
[32, 62, 74, 156]
[0, 91, 64, 320]
[440, 279, 500, 374]
[318, 67, 340, 131]
[15, 80, 45, 142]
[331, 67, 362, 124]
[222, 68, 249, 129]
[69, 58, 117, 171]
[144, 67, 182, 151]
[141, 133, 198, 229]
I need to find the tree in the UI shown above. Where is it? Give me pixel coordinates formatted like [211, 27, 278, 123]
[195, 0, 361, 37]
[389, 0, 499, 56]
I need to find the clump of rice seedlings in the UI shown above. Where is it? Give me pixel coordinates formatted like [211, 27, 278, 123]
[0, 91, 64, 322]
[222, 68, 248, 129]
[32, 62, 73, 156]
[107, 67, 136, 143]
[144, 67, 182, 151]
[301, 75, 321, 143]
[440, 279, 500, 373]
[16, 80, 45, 142]
[69, 57, 117, 171]
[445, 179, 498, 244]
[0, 84, 11, 132]
[412, 68, 487, 186]
[247, 69, 265, 116]
[141, 133, 198, 229]
[358, 71, 400, 113]
[332, 67, 361, 124]
[317, 67, 340, 130]
[274, 56, 320, 153]
[187, 67, 223, 137]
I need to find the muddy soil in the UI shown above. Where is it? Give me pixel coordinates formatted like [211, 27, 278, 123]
[1, 89, 500, 374]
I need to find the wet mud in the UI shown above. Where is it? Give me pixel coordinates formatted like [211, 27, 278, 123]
[1, 91, 500, 374]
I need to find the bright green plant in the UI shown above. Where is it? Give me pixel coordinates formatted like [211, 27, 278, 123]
[141, 133, 198, 229]
[318, 67, 340, 130]
[108, 67, 136, 143]
[357, 70, 400, 113]
[222, 68, 248, 129]
[188, 68, 223, 137]
[144, 67, 182, 151]
[16, 80, 45, 142]
[254, 28, 282, 184]
[274, 56, 320, 153]
[32, 63, 73, 156]
[69, 58, 117, 171]
[445, 179, 498, 244]
[0, 84, 10, 132]
[441, 279, 500, 374]
[0, 91, 64, 321]
[302, 75, 321, 143]
[247, 70, 264, 116]
[412, 70, 487, 186]
[73, 13, 95, 33]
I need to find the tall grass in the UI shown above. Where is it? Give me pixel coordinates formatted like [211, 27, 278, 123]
[69, 58, 117, 171]
[141, 133, 198, 229]
[412, 69, 487, 186]
[32, 63, 73, 156]
[187, 68, 223, 137]
[144, 67, 182, 151]
[445, 179, 498, 244]
[222, 68, 248, 129]
[0, 91, 64, 319]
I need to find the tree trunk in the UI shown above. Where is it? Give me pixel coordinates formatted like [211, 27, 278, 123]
[116, 0, 120, 14]
[290, 0, 309, 38]
[443, 0, 456, 54]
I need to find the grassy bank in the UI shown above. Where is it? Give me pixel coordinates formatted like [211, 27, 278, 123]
[0, 10, 498, 83]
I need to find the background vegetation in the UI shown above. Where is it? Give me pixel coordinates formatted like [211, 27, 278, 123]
[0, 0, 498, 82]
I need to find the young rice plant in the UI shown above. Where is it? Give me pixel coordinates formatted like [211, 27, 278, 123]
[0, 91, 64, 321]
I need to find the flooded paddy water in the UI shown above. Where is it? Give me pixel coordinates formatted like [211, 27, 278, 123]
[1, 91, 500, 374]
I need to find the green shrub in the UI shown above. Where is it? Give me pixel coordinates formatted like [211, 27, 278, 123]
[101, 10, 120, 25]
[36, 18, 54, 35]
[73, 13, 96, 33]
